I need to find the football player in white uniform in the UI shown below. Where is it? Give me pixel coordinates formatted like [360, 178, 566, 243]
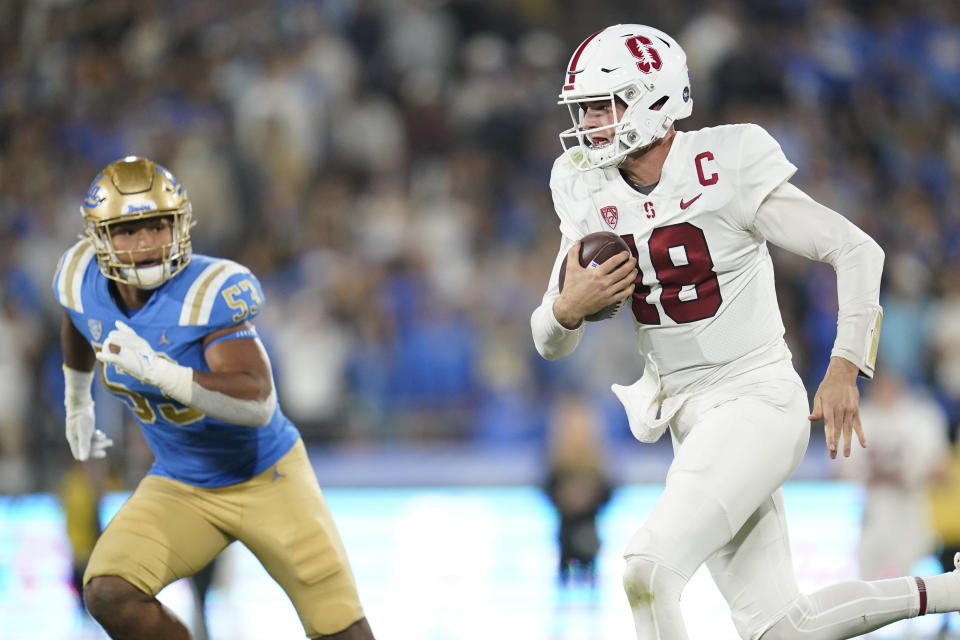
[531, 24, 960, 639]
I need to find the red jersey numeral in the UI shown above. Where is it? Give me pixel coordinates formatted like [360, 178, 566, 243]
[622, 234, 660, 325]
[622, 223, 723, 325]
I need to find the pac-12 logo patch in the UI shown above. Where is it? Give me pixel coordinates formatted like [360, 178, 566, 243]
[88, 318, 103, 341]
[601, 205, 619, 229]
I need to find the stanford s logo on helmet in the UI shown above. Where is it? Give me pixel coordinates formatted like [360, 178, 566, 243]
[626, 35, 663, 74]
[558, 24, 693, 171]
[81, 156, 193, 289]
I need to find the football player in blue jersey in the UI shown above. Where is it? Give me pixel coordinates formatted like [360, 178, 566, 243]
[54, 157, 375, 640]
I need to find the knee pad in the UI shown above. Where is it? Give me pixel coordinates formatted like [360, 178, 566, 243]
[623, 554, 689, 610]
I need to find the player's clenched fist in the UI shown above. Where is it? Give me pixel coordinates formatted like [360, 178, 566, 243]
[96, 320, 193, 402]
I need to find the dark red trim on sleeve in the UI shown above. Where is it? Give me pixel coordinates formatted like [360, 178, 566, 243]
[915, 577, 927, 615]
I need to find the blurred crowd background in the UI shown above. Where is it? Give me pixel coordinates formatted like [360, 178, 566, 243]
[1, 0, 960, 496]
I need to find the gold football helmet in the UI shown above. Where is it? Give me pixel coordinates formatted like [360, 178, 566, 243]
[82, 156, 192, 289]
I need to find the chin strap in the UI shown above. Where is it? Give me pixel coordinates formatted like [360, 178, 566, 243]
[117, 263, 171, 290]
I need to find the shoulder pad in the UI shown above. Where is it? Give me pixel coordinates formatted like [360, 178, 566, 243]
[736, 122, 778, 147]
[53, 239, 96, 313]
[549, 151, 583, 187]
[678, 123, 736, 148]
[551, 153, 611, 198]
[178, 259, 262, 327]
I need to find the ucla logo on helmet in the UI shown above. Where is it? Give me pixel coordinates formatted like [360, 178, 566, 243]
[88, 318, 103, 342]
[84, 179, 105, 208]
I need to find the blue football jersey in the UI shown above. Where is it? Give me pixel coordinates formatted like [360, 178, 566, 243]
[53, 239, 300, 487]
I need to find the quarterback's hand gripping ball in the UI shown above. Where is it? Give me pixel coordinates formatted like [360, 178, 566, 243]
[559, 231, 633, 321]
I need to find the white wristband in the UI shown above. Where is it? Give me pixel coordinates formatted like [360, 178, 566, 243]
[63, 365, 95, 410]
[153, 358, 195, 405]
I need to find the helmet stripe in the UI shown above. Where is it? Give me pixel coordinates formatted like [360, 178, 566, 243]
[564, 30, 603, 89]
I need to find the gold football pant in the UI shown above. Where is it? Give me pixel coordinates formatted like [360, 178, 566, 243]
[84, 439, 364, 637]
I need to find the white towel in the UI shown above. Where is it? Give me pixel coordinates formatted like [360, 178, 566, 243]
[611, 356, 690, 443]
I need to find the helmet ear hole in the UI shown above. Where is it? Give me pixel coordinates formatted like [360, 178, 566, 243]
[650, 96, 669, 111]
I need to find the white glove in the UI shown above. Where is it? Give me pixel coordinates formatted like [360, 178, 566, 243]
[96, 320, 193, 403]
[66, 404, 113, 460]
[63, 366, 113, 461]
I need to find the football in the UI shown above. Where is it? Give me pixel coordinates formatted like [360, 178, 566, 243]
[558, 231, 632, 321]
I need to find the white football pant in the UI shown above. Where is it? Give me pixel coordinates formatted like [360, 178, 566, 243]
[622, 364, 930, 639]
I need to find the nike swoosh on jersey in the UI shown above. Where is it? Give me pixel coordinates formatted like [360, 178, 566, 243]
[679, 193, 703, 210]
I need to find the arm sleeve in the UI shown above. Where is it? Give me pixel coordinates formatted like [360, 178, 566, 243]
[189, 381, 277, 427]
[754, 182, 884, 377]
[161, 335, 277, 428]
[530, 234, 586, 360]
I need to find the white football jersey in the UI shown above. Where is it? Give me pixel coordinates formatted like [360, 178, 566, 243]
[546, 124, 797, 393]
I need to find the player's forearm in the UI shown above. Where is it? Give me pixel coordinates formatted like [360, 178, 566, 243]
[532, 235, 585, 359]
[755, 182, 884, 376]
[150, 362, 277, 427]
[552, 295, 585, 330]
[831, 237, 884, 376]
[531, 296, 584, 360]
[63, 365, 95, 408]
[192, 370, 270, 402]
[190, 335, 277, 426]
[822, 356, 859, 383]
[61, 312, 96, 371]
[131, 358, 275, 427]
[188, 380, 277, 427]
[166, 369, 274, 427]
